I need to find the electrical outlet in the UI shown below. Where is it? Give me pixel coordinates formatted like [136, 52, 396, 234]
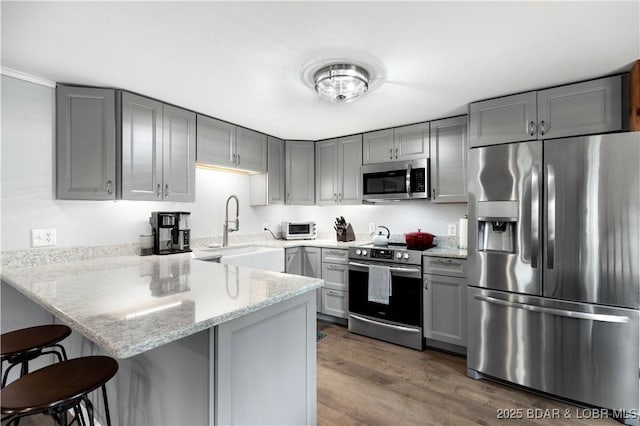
[447, 224, 457, 237]
[32, 228, 56, 247]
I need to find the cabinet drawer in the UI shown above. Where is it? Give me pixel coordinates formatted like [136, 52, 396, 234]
[321, 288, 348, 319]
[321, 248, 348, 264]
[321, 262, 348, 291]
[423, 257, 466, 278]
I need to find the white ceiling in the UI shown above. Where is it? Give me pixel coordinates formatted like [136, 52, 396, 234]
[2, 1, 639, 140]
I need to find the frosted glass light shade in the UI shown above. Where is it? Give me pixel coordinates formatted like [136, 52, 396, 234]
[313, 64, 369, 103]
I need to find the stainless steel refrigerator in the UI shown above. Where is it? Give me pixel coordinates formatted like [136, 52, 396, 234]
[467, 132, 640, 419]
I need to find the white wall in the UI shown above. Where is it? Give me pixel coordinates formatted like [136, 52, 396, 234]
[1, 75, 466, 251]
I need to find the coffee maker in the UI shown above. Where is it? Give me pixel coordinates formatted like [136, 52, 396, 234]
[149, 212, 191, 255]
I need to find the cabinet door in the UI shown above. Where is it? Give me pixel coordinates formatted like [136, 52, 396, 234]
[196, 115, 236, 168]
[537, 76, 622, 140]
[321, 289, 348, 319]
[321, 262, 348, 291]
[337, 134, 362, 204]
[469, 91, 537, 147]
[430, 116, 467, 203]
[162, 105, 196, 202]
[302, 247, 321, 278]
[315, 139, 338, 205]
[285, 141, 315, 205]
[121, 92, 163, 200]
[285, 247, 302, 275]
[267, 137, 285, 204]
[362, 129, 394, 164]
[236, 127, 267, 173]
[394, 122, 429, 161]
[423, 274, 467, 347]
[56, 85, 116, 200]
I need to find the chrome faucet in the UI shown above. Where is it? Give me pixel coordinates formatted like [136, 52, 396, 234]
[222, 195, 239, 247]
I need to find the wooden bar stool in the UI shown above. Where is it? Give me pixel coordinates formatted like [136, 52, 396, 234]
[1, 324, 72, 388]
[0, 355, 118, 426]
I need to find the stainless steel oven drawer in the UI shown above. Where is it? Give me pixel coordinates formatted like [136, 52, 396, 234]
[348, 313, 422, 350]
[467, 287, 639, 414]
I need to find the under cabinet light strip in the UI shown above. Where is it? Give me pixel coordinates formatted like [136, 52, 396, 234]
[1, 67, 56, 88]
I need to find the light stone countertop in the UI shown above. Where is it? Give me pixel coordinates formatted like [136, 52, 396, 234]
[1, 253, 323, 359]
[423, 246, 468, 259]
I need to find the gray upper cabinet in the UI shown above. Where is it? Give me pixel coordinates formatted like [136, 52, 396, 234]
[537, 76, 622, 140]
[394, 122, 429, 161]
[162, 105, 196, 202]
[430, 116, 467, 203]
[285, 141, 315, 205]
[56, 85, 117, 200]
[236, 127, 267, 173]
[121, 92, 164, 201]
[363, 129, 394, 164]
[315, 139, 338, 205]
[267, 137, 285, 204]
[469, 75, 623, 147]
[196, 115, 236, 168]
[316, 135, 362, 205]
[196, 115, 267, 173]
[363, 123, 429, 164]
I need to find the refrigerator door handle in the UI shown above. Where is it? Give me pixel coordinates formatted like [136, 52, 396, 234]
[474, 295, 630, 324]
[531, 165, 539, 268]
[547, 164, 556, 269]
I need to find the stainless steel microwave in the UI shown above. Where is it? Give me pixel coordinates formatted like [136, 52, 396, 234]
[362, 158, 430, 202]
[281, 221, 317, 240]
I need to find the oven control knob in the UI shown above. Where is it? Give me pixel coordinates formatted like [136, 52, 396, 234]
[355, 249, 362, 255]
[402, 253, 410, 260]
[362, 250, 368, 256]
[396, 252, 402, 259]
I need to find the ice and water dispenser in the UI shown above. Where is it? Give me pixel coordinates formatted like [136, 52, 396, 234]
[476, 201, 518, 253]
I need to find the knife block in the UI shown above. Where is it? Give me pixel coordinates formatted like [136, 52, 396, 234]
[336, 223, 356, 242]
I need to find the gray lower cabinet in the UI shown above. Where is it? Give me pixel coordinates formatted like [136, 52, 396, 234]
[121, 92, 195, 201]
[430, 115, 467, 203]
[320, 248, 349, 318]
[423, 257, 467, 353]
[285, 247, 303, 275]
[250, 136, 285, 206]
[469, 75, 624, 147]
[285, 141, 315, 205]
[56, 85, 117, 200]
[363, 123, 429, 164]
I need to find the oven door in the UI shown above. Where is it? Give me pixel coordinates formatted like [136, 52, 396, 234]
[347, 261, 422, 326]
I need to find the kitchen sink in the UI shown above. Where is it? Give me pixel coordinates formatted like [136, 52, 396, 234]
[193, 245, 284, 273]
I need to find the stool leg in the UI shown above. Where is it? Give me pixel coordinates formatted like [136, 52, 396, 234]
[101, 384, 112, 426]
[74, 403, 86, 426]
[1, 362, 19, 387]
[19, 361, 28, 377]
[53, 344, 69, 361]
[83, 394, 95, 426]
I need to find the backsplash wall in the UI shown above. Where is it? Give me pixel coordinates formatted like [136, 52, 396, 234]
[1, 75, 467, 251]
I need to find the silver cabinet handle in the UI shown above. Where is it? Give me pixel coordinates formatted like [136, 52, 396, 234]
[237, 154, 240, 165]
[328, 290, 343, 296]
[232, 153, 237, 164]
[531, 165, 539, 268]
[350, 314, 422, 333]
[432, 188, 436, 199]
[157, 184, 161, 197]
[528, 121, 537, 136]
[437, 258, 454, 264]
[395, 147, 399, 159]
[474, 295, 629, 323]
[539, 120, 547, 136]
[389, 148, 393, 160]
[106, 180, 113, 195]
[334, 193, 337, 202]
[423, 276, 428, 290]
[164, 184, 169, 197]
[547, 164, 556, 269]
[338, 193, 342, 202]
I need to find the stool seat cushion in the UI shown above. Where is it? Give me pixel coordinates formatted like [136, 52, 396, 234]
[1, 325, 71, 358]
[0, 355, 118, 416]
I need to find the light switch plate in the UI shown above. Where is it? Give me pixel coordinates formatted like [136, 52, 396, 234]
[447, 224, 457, 237]
[32, 228, 56, 247]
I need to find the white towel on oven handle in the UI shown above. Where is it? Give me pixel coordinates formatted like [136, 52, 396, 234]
[368, 264, 392, 304]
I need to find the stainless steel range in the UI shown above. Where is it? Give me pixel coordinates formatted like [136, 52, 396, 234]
[348, 244, 423, 350]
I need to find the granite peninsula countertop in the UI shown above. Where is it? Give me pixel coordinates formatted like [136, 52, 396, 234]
[1, 253, 323, 359]
[423, 246, 468, 259]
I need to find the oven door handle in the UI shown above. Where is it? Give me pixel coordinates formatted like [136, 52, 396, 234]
[349, 314, 422, 333]
[348, 261, 420, 275]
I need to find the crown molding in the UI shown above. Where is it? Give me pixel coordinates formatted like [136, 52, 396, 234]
[1, 67, 56, 88]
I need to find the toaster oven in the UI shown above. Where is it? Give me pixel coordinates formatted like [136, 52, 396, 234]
[281, 221, 317, 240]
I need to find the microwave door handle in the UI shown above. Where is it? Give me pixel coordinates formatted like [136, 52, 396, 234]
[406, 164, 412, 196]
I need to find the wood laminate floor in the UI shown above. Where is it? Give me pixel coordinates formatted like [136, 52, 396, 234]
[317, 321, 618, 426]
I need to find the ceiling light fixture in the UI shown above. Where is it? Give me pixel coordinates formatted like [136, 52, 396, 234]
[313, 63, 370, 103]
